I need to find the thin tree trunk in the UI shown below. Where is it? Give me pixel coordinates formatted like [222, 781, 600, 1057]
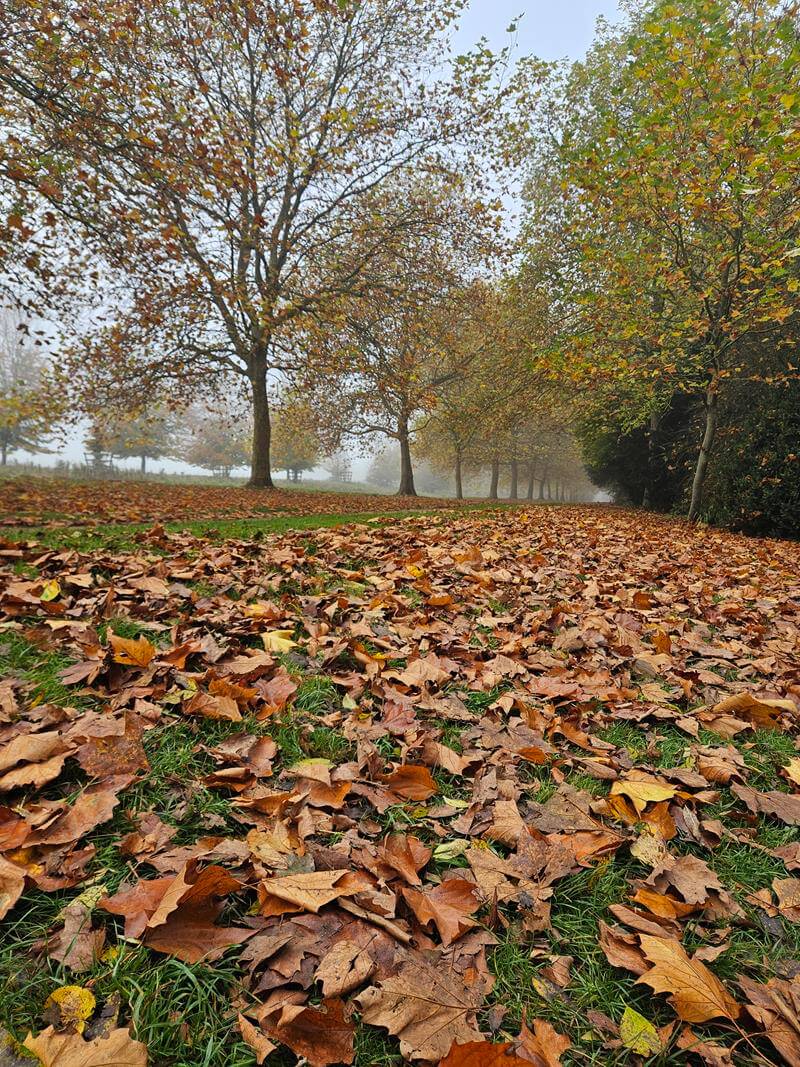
[538, 464, 548, 500]
[526, 462, 536, 500]
[508, 458, 519, 500]
[642, 409, 660, 509]
[454, 449, 463, 500]
[488, 455, 500, 500]
[688, 380, 719, 521]
[248, 355, 274, 488]
[140, 453, 146, 475]
[1, 440, 6, 466]
[397, 417, 416, 496]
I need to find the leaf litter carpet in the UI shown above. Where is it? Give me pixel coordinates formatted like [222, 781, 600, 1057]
[0, 477, 461, 527]
[1, 506, 799, 1065]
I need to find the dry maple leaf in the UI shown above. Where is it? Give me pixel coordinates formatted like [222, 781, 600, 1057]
[258, 869, 356, 914]
[516, 1016, 572, 1066]
[402, 879, 480, 946]
[732, 783, 800, 826]
[23, 1025, 147, 1067]
[383, 764, 438, 800]
[260, 997, 355, 1067]
[636, 935, 740, 1022]
[439, 1041, 529, 1065]
[356, 958, 484, 1061]
[109, 633, 156, 668]
[377, 834, 432, 886]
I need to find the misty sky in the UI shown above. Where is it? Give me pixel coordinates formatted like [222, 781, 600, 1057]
[456, 0, 621, 61]
[19, 0, 622, 478]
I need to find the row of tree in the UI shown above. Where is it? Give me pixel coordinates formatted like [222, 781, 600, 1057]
[514, 0, 800, 532]
[3, 0, 797, 529]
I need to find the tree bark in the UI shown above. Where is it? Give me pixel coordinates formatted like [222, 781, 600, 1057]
[642, 410, 660, 509]
[140, 453, 146, 475]
[688, 380, 719, 521]
[508, 458, 519, 500]
[454, 449, 463, 500]
[488, 455, 500, 500]
[1, 440, 7, 466]
[397, 417, 416, 496]
[248, 355, 274, 488]
[526, 462, 536, 500]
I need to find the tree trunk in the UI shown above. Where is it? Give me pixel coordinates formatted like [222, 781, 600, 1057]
[688, 380, 719, 521]
[508, 458, 519, 500]
[642, 409, 660, 509]
[248, 355, 274, 488]
[526, 462, 536, 500]
[140, 453, 146, 475]
[454, 449, 463, 500]
[397, 417, 416, 496]
[488, 455, 500, 500]
[1, 440, 7, 466]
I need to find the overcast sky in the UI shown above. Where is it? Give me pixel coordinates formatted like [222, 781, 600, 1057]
[455, 0, 621, 62]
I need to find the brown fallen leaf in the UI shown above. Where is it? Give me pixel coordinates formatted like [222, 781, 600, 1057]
[377, 834, 432, 886]
[402, 879, 480, 946]
[260, 997, 355, 1067]
[383, 764, 438, 801]
[636, 934, 740, 1023]
[258, 869, 357, 914]
[47, 899, 106, 972]
[515, 1016, 572, 1065]
[732, 783, 800, 826]
[356, 958, 483, 1061]
[740, 974, 800, 1066]
[23, 1026, 147, 1067]
[315, 939, 376, 997]
[237, 1015, 276, 1065]
[440, 1041, 530, 1065]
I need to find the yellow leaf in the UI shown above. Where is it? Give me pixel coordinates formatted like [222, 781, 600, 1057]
[620, 1006, 662, 1055]
[44, 985, 96, 1034]
[262, 629, 296, 653]
[40, 580, 61, 602]
[109, 633, 156, 668]
[610, 777, 676, 814]
[405, 564, 425, 578]
[783, 757, 800, 786]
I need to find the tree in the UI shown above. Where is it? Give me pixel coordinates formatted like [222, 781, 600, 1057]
[0, 308, 57, 464]
[311, 183, 503, 495]
[176, 405, 249, 478]
[520, 0, 800, 518]
[0, 0, 522, 487]
[94, 411, 178, 474]
[270, 397, 320, 482]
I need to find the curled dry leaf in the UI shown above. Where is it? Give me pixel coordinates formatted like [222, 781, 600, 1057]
[260, 997, 355, 1067]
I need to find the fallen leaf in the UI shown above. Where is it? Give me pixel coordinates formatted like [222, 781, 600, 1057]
[109, 633, 156, 668]
[356, 958, 483, 1061]
[23, 1026, 147, 1067]
[636, 934, 740, 1022]
[619, 1005, 663, 1056]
